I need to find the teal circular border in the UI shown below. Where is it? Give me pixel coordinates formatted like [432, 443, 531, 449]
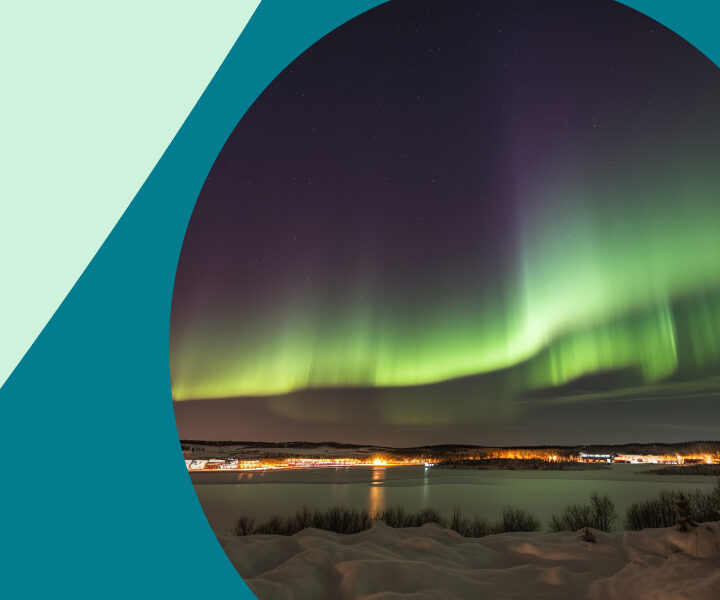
[2, 1, 718, 597]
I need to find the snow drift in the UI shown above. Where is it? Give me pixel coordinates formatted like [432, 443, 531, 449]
[217, 522, 720, 600]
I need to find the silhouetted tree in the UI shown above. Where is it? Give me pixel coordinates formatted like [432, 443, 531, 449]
[675, 493, 697, 532]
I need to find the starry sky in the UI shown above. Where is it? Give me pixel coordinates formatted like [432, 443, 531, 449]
[171, 0, 720, 445]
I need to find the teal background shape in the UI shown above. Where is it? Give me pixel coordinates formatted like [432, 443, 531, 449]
[1, 1, 717, 597]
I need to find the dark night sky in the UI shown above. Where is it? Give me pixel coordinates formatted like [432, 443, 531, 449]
[171, 0, 720, 445]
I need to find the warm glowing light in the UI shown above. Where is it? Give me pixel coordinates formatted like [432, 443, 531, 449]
[184, 450, 718, 473]
[484, 449, 564, 461]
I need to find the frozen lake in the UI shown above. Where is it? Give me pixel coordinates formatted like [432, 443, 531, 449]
[191, 464, 718, 532]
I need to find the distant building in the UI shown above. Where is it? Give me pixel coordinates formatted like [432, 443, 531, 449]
[187, 460, 208, 470]
[613, 454, 683, 464]
[578, 452, 614, 463]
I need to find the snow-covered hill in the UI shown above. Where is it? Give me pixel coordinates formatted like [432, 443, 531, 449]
[217, 522, 720, 599]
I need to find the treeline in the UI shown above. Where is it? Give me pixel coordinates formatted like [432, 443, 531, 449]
[233, 480, 720, 537]
[181, 439, 720, 456]
[415, 441, 720, 460]
[233, 505, 541, 537]
[574, 441, 720, 455]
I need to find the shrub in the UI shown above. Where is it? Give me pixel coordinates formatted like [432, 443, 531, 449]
[444, 507, 492, 537]
[376, 505, 409, 528]
[449, 506, 470, 535]
[310, 508, 328, 529]
[414, 507, 446, 527]
[375, 505, 446, 528]
[624, 481, 720, 530]
[325, 505, 372, 534]
[467, 516, 493, 537]
[254, 515, 288, 535]
[693, 479, 720, 523]
[493, 506, 540, 533]
[233, 515, 256, 536]
[549, 493, 617, 532]
[549, 504, 592, 532]
[624, 489, 678, 530]
[590, 493, 617, 532]
[290, 506, 313, 531]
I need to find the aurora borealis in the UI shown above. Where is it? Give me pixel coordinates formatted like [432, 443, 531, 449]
[171, 0, 720, 444]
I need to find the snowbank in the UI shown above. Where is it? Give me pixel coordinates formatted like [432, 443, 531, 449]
[216, 522, 720, 600]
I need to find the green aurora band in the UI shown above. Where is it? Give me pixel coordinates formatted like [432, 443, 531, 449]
[169, 1, 720, 416]
[171, 171, 720, 401]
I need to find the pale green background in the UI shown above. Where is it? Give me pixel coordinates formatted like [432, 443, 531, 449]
[0, 1, 261, 388]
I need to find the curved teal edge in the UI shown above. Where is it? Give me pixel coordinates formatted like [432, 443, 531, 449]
[0, 1, 717, 597]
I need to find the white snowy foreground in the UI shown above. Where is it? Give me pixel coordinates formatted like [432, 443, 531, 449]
[217, 522, 720, 600]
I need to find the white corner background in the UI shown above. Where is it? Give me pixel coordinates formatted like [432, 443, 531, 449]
[0, 1, 261, 388]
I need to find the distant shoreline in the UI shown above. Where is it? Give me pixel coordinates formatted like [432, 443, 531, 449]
[644, 464, 720, 476]
[181, 439, 720, 471]
[436, 458, 611, 471]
